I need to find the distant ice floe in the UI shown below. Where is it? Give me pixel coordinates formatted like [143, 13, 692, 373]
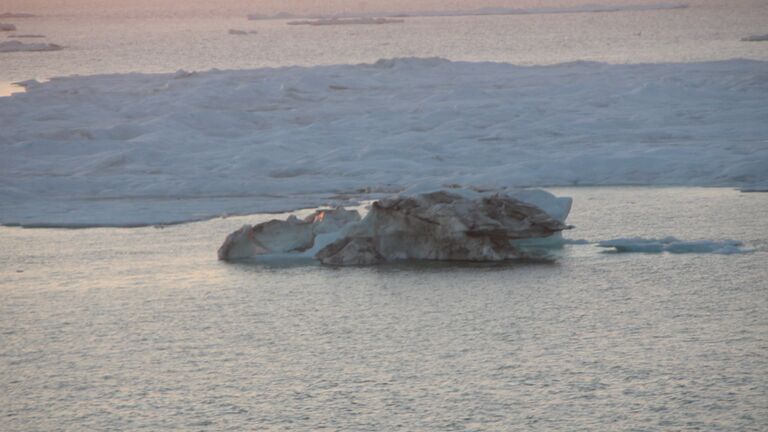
[7, 34, 46, 38]
[228, 29, 257, 35]
[741, 34, 768, 42]
[597, 237, 753, 254]
[0, 23, 17, 31]
[287, 17, 405, 26]
[0, 13, 36, 18]
[0, 40, 61, 52]
[249, 2, 687, 20]
[248, 12, 296, 20]
[740, 186, 768, 192]
[1, 58, 767, 227]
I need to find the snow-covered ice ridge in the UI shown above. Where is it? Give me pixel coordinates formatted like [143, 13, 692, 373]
[1, 58, 767, 227]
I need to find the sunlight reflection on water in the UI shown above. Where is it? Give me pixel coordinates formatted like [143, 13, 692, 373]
[0, 82, 25, 97]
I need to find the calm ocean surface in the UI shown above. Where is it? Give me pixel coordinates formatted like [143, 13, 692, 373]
[1, 188, 767, 430]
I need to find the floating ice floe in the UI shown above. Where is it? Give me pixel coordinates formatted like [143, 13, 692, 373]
[219, 188, 572, 265]
[7, 34, 46, 38]
[248, 12, 296, 20]
[0, 13, 35, 18]
[740, 186, 768, 193]
[287, 17, 405, 26]
[741, 34, 768, 42]
[1, 58, 767, 227]
[0, 23, 17, 31]
[597, 237, 753, 254]
[0, 40, 61, 52]
[228, 29, 257, 35]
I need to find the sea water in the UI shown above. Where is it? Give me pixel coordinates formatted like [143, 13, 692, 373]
[1, 188, 766, 430]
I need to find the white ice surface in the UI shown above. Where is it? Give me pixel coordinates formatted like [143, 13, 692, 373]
[0, 40, 61, 52]
[1, 58, 767, 227]
[597, 237, 753, 254]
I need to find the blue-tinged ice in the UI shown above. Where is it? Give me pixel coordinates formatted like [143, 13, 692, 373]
[597, 237, 753, 254]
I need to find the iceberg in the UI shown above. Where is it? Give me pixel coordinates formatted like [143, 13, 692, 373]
[218, 189, 572, 265]
[597, 237, 752, 254]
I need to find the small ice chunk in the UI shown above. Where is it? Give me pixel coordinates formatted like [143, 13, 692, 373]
[664, 240, 749, 254]
[740, 186, 768, 193]
[741, 34, 768, 42]
[597, 237, 668, 253]
[173, 69, 197, 79]
[564, 238, 591, 244]
[597, 237, 752, 254]
[228, 29, 248, 35]
[248, 12, 295, 20]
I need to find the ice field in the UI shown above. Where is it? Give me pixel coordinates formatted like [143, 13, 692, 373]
[1, 58, 767, 227]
